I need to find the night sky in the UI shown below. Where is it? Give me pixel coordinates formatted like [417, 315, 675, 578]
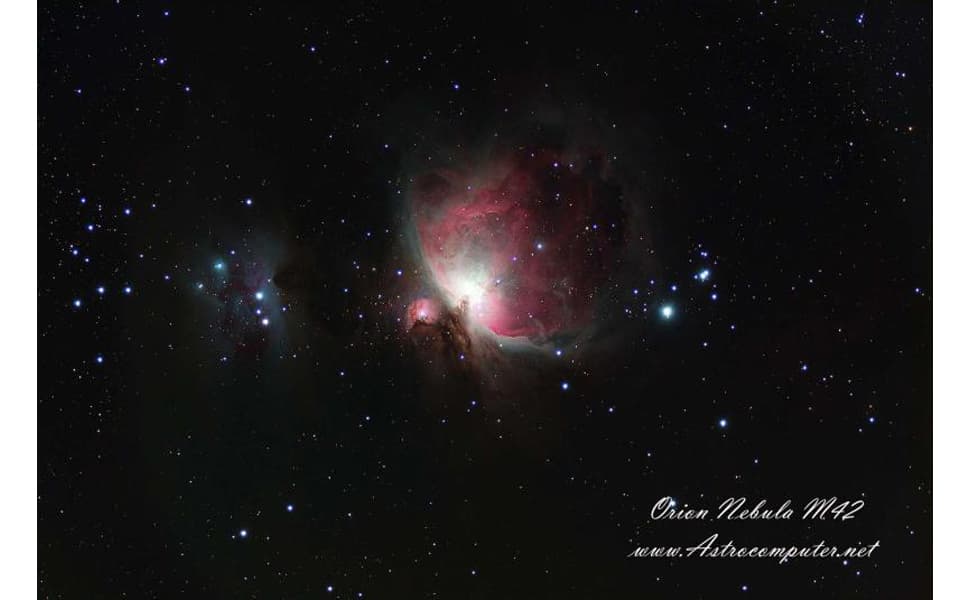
[39, 2, 931, 598]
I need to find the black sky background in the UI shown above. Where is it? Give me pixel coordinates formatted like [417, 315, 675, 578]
[39, 1, 930, 598]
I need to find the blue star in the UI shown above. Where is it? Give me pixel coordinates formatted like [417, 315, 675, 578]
[560, 381, 570, 391]
[660, 304, 674, 319]
[718, 418, 728, 429]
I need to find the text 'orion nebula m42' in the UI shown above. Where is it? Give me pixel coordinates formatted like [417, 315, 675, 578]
[407, 149, 625, 341]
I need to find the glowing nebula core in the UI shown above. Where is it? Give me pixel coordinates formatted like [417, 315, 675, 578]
[409, 149, 624, 340]
[404, 297, 441, 330]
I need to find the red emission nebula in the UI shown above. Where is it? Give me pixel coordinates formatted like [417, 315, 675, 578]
[408, 150, 625, 340]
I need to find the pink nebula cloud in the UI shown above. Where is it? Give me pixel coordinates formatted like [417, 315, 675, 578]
[409, 149, 623, 339]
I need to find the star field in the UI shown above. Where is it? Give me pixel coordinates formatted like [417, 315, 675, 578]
[39, 2, 930, 598]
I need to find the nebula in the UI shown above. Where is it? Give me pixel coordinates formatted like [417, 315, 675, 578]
[407, 148, 626, 342]
[192, 249, 284, 359]
[404, 297, 442, 330]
